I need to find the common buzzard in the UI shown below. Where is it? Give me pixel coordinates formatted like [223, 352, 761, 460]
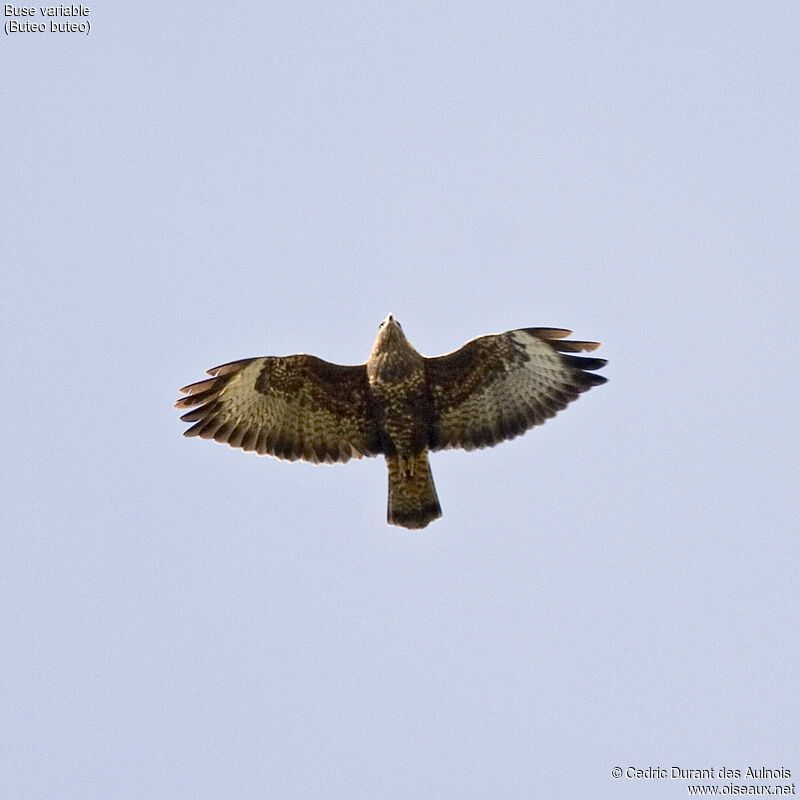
[176, 316, 606, 529]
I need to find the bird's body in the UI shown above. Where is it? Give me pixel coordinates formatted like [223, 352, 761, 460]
[366, 318, 441, 527]
[176, 315, 606, 529]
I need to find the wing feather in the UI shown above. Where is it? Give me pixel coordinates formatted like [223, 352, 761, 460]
[175, 355, 382, 463]
[425, 328, 606, 451]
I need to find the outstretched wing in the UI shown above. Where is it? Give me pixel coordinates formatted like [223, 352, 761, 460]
[425, 328, 606, 451]
[175, 355, 382, 463]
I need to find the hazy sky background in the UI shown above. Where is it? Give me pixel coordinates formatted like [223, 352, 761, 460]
[3, 3, 798, 798]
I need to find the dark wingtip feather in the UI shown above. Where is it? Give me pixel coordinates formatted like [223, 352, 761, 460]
[183, 420, 207, 437]
[175, 389, 219, 410]
[560, 355, 608, 371]
[577, 372, 608, 387]
[179, 401, 221, 422]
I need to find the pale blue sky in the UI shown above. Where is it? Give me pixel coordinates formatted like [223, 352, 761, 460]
[3, 3, 798, 798]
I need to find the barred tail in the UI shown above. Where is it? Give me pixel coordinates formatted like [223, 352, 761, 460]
[386, 450, 442, 530]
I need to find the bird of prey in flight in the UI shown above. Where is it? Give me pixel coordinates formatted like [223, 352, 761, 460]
[176, 316, 606, 529]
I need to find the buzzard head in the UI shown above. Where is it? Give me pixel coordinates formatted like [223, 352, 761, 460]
[367, 315, 421, 382]
[374, 314, 405, 346]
